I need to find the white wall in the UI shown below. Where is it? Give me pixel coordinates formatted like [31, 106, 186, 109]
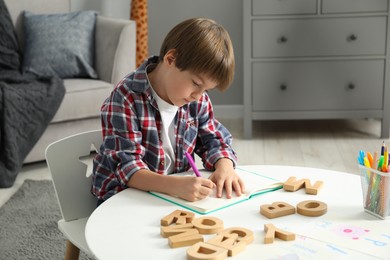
[71, 0, 131, 19]
[148, 0, 243, 106]
[71, 0, 243, 106]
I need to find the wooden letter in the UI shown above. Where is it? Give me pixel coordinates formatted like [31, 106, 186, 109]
[283, 176, 324, 195]
[304, 180, 324, 195]
[283, 177, 307, 192]
[260, 201, 296, 219]
[161, 210, 195, 226]
[161, 222, 203, 248]
[296, 200, 327, 217]
[264, 223, 295, 244]
[168, 229, 204, 248]
[192, 217, 224, 235]
[218, 227, 254, 245]
[187, 242, 228, 260]
[161, 223, 195, 238]
[207, 233, 246, 256]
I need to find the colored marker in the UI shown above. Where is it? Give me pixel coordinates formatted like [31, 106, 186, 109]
[367, 152, 374, 169]
[358, 150, 365, 165]
[185, 152, 202, 177]
[363, 157, 371, 168]
[378, 156, 384, 171]
[381, 141, 386, 156]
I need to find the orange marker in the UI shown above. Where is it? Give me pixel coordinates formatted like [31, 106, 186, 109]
[367, 152, 374, 169]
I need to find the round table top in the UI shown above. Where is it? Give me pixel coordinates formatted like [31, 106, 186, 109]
[85, 165, 387, 260]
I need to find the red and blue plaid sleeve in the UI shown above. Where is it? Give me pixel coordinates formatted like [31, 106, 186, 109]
[92, 84, 149, 200]
[194, 93, 237, 170]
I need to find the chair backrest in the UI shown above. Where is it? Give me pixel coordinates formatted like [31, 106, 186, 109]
[45, 130, 102, 222]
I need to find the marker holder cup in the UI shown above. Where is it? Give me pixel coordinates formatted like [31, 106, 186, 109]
[359, 165, 390, 219]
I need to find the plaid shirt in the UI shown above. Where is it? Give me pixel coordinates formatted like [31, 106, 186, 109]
[92, 56, 237, 200]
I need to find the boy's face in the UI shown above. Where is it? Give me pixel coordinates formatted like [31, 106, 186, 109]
[161, 51, 217, 107]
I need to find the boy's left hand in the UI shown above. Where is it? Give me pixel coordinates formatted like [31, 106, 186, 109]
[209, 158, 245, 199]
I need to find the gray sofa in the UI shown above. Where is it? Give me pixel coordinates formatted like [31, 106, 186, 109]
[5, 0, 136, 163]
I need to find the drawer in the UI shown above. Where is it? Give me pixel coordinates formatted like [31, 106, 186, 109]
[252, 17, 386, 58]
[252, 0, 317, 16]
[252, 60, 384, 111]
[322, 0, 388, 13]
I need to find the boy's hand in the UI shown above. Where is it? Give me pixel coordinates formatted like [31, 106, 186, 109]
[172, 176, 215, 202]
[209, 158, 245, 199]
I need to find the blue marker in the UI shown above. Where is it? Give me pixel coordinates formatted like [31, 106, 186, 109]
[358, 150, 365, 165]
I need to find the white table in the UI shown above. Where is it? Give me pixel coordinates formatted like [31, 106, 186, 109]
[85, 165, 389, 259]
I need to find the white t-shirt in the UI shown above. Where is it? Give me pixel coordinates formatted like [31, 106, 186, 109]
[147, 71, 178, 174]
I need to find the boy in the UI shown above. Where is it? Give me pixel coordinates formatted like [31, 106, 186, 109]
[92, 18, 245, 204]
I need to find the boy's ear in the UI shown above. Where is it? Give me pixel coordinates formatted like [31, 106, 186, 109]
[164, 49, 176, 66]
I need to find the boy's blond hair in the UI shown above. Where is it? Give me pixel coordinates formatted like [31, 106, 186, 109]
[159, 18, 235, 91]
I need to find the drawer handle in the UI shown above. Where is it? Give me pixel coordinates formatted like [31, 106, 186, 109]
[348, 83, 355, 90]
[347, 34, 358, 42]
[278, 36, 288, 43]
[280, 84, 287, 91]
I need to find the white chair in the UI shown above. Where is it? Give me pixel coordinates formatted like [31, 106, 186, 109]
[45, 130, 103, 260]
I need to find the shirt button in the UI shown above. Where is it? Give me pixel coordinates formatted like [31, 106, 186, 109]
[160, 160, 165, 166]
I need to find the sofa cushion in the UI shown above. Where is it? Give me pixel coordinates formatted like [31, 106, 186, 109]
[51, 79, 113, 123]
[22, 10, 98, 78]
[0, 0, 20, 70]
[4, 0, 71, 51]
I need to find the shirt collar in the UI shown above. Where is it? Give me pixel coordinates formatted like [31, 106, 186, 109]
[131, 56, 160, 108]
[131, 56, 159, 94]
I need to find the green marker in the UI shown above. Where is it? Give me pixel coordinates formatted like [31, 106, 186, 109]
[378, 155, 384, 171]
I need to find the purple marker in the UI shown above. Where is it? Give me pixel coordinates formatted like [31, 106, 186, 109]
[184, 152, 202, 177]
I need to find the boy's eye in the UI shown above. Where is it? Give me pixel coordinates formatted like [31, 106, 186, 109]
[192, 80, 201, 87]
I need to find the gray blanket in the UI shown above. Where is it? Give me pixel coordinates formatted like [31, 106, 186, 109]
[0, 71, 65, 188]
[0, 0, 65, 187]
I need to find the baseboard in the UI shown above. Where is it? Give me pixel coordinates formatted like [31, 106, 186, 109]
[213, 105, 243, 119]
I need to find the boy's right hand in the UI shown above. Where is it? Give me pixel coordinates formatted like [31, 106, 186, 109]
[172, 176, 215, 202]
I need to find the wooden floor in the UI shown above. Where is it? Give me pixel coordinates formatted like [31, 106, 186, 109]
[219, 118, 388, 175]
[0, 118, 387, 207]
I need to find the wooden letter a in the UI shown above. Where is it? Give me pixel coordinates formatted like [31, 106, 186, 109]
[207, 233, 246, 256]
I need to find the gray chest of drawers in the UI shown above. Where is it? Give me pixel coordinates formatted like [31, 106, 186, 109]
[243, 0, 390, 138]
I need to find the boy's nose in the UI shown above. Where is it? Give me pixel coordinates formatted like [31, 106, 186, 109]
[191, 91, 203, 101]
